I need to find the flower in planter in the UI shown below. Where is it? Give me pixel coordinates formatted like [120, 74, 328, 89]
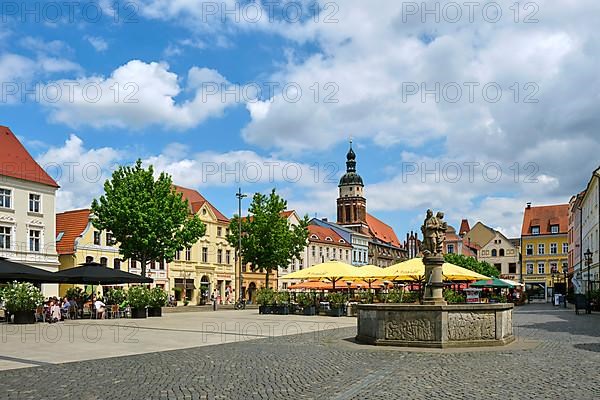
[2, 281, 44, 313]
[127, 286, 150, 309]
[148, 287, 168, 308]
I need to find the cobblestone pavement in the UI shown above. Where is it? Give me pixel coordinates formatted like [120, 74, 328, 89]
[1, 304, 599, 400]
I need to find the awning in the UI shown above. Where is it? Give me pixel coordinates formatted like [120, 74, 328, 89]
[53, 262, 153, 284]
[174, 279, 196, 289]
[0, 257, 67, 283]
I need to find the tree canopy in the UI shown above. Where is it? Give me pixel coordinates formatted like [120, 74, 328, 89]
[91, 160, 206, 276]
[227, 189, 309, 289]
[444, 253, 500, 278]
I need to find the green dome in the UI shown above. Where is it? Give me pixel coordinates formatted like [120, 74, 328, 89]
[339, 142, 364, 187]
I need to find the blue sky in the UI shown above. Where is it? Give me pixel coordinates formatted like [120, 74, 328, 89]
[2, 1, 599, 239]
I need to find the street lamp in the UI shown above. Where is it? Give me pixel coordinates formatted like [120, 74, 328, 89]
[236, 188, 247, 304]
[562, 264, 568, 309]
[383, 280, 390, 303]
[346, 281, 352, 302]
[584, 248, 593, 296]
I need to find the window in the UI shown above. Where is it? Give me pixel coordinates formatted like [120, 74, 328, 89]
[226, 250, 231, 264]
[550, 262, 558, 273]
[93, 231, 101, 245]
[226, 228, 230, 237]
[550, 243, 557, 254]
[159, 260, 165, 270]
[509, 263, 517, 274]
[130, 259, 137, 269]
[319, 247, 323, 259]
[538, 244, 545, 255]
[100, 257, 108, 267]
[86, 256, 94, 263]
[114, 259, 121, 270]
[550, 225, 559, 234]
[299, 258, 304, 269]
[175, 250, 181, 260]
[312, 246, 316, 258]
[29, 229, 41, 252]
[563, 243, 568, 254]
[353, 250, 357, 261]
[186, 247, 192, 261]
[526, 244, 534, 256]
[531, 226, 540, 235]
[332, 248, 337, 259]
[537, 262, 545, 275]
[0, 226, 11, 249]
[526, 263, 534, 274]
[447, 244, 455, 254]
[326, 247, 330, 259]
[217, 249, 223, 263]
[28, 193, 41, 213]
[217, 227, 222, 237]
[491, 249, 497, 257]
[106, 232, 115, 245]
[499, 249, 505, 257]
[0, 188, 11, 208]
[202, 247, 208, 263]
[346, 250, 349, 260]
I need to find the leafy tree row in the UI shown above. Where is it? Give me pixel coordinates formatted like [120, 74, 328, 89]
[444, 253, 500, 278]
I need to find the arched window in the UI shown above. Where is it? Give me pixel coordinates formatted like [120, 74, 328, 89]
[114, 259, 121, 270]
[499, 249, 505, 257]
[100, 257, 108, 267]
[491, 249, 497, 257]
[85, 256, 94, 263]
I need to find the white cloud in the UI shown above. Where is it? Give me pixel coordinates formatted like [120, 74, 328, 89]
[40, 60, 239, 129]
[36, 135, 123, 211]
[85, 36, 109, 52]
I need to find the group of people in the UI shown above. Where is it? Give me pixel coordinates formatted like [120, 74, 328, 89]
[41, 296, 78, 323]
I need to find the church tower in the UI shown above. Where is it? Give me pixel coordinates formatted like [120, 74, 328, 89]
[337, 141, 368, 234]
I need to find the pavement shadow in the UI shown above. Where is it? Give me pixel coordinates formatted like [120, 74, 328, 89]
[573, 343, 600, 353]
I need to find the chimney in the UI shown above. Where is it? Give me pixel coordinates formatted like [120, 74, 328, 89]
[526, 202, 532, 209]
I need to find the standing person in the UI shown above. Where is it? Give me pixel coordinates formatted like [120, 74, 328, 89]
[225, 286, 230, 304]
[211, 289, 218, 311]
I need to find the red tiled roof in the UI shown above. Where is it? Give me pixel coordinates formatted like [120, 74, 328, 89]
[0, 126, 59, 188]
[521, 204, 569, 236]
[56, 209, 91, 255]
[242, 210, 296, 222]
[366, 213, 401, 247]
[174, 185, 229, 223]
[308, 225, 352, 248]
[459, 219, 470, 236]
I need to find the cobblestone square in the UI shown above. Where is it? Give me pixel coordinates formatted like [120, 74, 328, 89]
[0, 304, 599, 399]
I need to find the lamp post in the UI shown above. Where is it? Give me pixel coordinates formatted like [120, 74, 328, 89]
[562, 264, 568, 309]
[584, 248, 593, 296]
[383, 280, 390, 303]
[236, 188, 247, 304]
[346, 281, 352, 302]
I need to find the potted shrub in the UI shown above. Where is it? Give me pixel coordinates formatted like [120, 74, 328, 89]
[105, 288, 126, 306]
[297, 293, 315, 315]
[3, 282, 44, 324]
[127, 286, 149, 318]
[274, 291, 290, 315]
[444, 289, 466, 304]
[327, 292, 346, 317]
[147, 287, 168, 317]
[256, 288, 275, 314]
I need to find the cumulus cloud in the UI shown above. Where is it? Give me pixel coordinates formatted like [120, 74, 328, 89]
[40, 60, 239, 129]
[36, 135, 123, 211]
[85, 36, 109, 52]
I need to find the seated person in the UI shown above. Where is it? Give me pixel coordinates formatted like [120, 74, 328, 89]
[94, 298, 106, 319]
[61, 297, 71, 315]
[48, 301, 62, 323]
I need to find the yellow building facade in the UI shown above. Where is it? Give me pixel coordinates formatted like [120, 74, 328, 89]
[169, 186, 236, 305]
[56, 209, 169, 297]
[521, 204, 569, 302]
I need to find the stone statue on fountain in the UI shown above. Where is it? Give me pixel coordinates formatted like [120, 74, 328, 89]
[420, 209, 448, 258]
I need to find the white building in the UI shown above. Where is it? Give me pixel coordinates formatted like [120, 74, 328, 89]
[580, 167, 600, 291]
[0, 126, 60, 297]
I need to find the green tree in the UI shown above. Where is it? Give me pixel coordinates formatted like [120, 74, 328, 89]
[228, 189, 309, 289]
[444, 253, 500, 278]
[91, 159, 206, 276]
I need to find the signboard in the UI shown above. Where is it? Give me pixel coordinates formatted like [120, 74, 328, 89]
[465, 289, 481, 304]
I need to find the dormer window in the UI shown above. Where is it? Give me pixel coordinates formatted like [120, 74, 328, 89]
[550, 225, 559, 234]
[531, 226, 540, 235]
[325, 237, 333, 241]
[310, 234, 319, 240]
[340, 239, 346, 244]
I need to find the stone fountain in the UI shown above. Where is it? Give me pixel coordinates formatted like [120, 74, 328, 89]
[356, 210, 514, 348]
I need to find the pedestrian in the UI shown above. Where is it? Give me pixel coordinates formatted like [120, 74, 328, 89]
[211, 289, 218, 311]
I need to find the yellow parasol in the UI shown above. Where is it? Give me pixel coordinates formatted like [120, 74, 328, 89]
[282, 260, 359, 289]
[373, 258, 490, 282]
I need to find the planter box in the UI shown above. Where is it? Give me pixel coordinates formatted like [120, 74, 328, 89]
[147, 307, 162, 317]
[274, 305, 289, 315]
[131, 308, 147, 319]
[327, 307, 344, 317]
[12, 310, 35, 324]
[259, 305, 273, 314]
[302, 306, 316, 316]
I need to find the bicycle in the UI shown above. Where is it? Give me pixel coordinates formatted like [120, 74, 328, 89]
[234, 299, 246, 310]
